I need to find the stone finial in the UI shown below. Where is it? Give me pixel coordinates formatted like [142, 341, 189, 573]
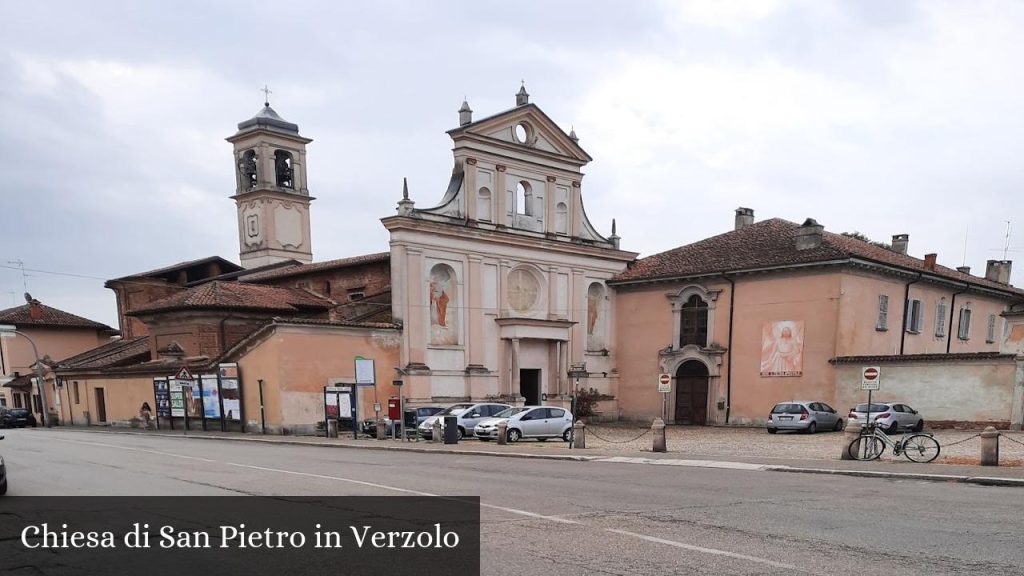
[458, 98, 473, 126]
[397, 177, 415, 216]
[609, 218, 620, 249]
[516, 81, 530, 106]
[569, 126, 578, 142]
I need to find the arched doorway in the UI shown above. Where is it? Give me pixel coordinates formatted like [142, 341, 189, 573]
[674, 360, 709, 425]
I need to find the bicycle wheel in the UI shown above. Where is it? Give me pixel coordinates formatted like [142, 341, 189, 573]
[848, 436, 884, 461]
[902, 434, 940, 463]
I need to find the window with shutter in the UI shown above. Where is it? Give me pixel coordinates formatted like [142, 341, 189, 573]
[987, 314, 997, 343]
[935, 299, 947, 338]
[877, 295, 888, 331]
[958, 307, 972, 340]
[905, 299, 923, 334]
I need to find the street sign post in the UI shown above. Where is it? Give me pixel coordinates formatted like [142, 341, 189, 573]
[657, 373, 671, 421]
[860, 366, 881, 427]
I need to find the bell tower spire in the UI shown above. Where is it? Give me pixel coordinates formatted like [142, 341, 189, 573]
[226, 93, 315, 268]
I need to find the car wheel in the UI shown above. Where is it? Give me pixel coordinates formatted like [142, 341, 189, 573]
[507, 428, 522, 443]
[767, 428, 778, 435]
[562, 428, 573, 442]
[457, 427, 466, 440]
[805, 422, 817, 434]
[887, 421, 899, 435]
[833, 419, 844, 432]
[912, 419, 924, 433]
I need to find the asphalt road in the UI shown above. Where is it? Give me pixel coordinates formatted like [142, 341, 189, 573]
[2, 428, 1022, 575]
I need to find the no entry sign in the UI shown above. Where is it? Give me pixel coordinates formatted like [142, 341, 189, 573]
[658, 373, 671, 393]
[861, 366, 880, 390]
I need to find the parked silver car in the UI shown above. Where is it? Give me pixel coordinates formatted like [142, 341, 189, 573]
[417, 402, 511, 439]
[475, 406, 574, 442]
[766, 401, 844, 434]
[848, 402, 924, 434]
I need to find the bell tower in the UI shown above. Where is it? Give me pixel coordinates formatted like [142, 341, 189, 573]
[226, 97, 314, 268]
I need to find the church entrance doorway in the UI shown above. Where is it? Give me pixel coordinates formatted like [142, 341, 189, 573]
[674, 361, 708, 425]
[520, 369, 541, 405]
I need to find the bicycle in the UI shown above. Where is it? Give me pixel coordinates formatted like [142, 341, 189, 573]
[848, 423, 941, 463]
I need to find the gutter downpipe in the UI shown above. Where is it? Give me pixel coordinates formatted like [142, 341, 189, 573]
[723, 274, 736, 424]
[899, 273, 923, 355]
[946, 283, 970, 354]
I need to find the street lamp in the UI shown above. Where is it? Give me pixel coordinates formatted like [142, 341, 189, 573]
[0, 324, 50, 427]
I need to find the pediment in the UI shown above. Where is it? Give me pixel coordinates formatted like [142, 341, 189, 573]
[449, 104, 591, 163]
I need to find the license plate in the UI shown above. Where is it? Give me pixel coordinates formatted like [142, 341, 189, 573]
[779, 416, 793, 421]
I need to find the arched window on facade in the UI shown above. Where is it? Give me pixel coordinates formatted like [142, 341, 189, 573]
[274, 150, 294, 188]
[238, 150, 258, 189]
[516, 181, 532, 216]
[477, 187, 492, 221]
[680, 294, 709, 347]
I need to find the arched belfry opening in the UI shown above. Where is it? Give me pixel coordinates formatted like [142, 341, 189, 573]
[674, 360, 709, 425]
[238, 150, 258, 190]
[274, 150, 294, 188]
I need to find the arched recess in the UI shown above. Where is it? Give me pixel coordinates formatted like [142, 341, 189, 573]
[428, 263, 459, 346]
[477, 187, 492, 222]
[586, 282, 606, 351]
[555, 202, 568, 234]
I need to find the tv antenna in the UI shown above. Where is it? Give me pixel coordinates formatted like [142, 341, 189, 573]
[990, 221, 1022, 260]
[6, 259, 29, 293]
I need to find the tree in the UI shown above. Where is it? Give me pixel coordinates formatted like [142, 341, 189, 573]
[841, 231, 892, 250]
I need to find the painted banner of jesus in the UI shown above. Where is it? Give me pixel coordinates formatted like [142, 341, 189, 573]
[760, 320, 804, 377]
[429, 264, 458, 345]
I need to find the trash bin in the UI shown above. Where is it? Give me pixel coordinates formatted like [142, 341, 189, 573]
[443, 415, 459, 444]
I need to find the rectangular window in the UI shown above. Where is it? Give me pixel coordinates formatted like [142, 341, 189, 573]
[958, 308, 972, 340]
[876, 295, 889, 331]
[905, 299, 923, 334]
[935, 300, 947, 338]
[986, 314, 997, 343]
[73, 381, 80, 404]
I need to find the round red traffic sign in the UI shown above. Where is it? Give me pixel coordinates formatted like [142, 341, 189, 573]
[863, 367, 879, 380]
[659, 373, 671, 385]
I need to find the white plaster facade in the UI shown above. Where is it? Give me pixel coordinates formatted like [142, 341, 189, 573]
[383, 93, 637, 408]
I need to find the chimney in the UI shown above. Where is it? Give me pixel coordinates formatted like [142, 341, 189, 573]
[28, 298, 42, 320]
[956, 265, 971, 275]
[734, 207, 754, 230]
[458, 99, 473, 126]
[794, 218, 824, 251]
[891, 234, 909, 255]
[985, 260, 1013, 284]
[923, 253, 937, 271]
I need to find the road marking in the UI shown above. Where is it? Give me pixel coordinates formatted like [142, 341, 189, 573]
[43, 432, 801, 568]
[595, 456, 770, 471]
[605, 528, 802, 571]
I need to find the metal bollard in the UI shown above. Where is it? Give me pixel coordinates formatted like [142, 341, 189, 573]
[327, 419, 339, 439]
[840, 421, 860, 460]
[497, 421, 508, 445]
[981, 426, 1000, 466]
[652, 418, 666, 453]
[432, 420, 442, 443]
[376, 419, 386, 440]
[572, 420, 586, 449]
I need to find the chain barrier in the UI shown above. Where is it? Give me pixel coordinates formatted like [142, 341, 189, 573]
[999, 433, 1024, 447]
[585, 426, 652, 444]
[940, 433, 983, 448]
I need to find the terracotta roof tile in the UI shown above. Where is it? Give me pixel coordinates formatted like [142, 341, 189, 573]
[612, 218, 1024, 298]
[55, 336, 151, 370]
[831, 352, 1015, 364]
[128, 281, 333, 315]
[110, 256, 243, 281]
[240, 252, 390, 282]
[0, 302, 114, 331]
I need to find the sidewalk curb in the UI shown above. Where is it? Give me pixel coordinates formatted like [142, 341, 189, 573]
[36, 428, 1024, 486]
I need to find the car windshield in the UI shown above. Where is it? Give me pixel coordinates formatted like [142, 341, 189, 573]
[436, 404, 473, 416]
[854, 404, 890, 413]
[771, 404, 805, 414]
[494, 407, 530, 418]
[9, 409, 29, 416]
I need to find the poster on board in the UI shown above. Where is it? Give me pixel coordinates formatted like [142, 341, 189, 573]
[153, 378, 171, 417]
[196, 375, 221, 419]
[169, 379, 186, 417]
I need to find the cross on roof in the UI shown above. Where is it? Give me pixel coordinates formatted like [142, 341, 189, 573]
[261, 85, 273, 106]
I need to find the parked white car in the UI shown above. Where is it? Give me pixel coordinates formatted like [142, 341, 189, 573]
[475, 406, 573, 442]
[848, 402, 925, 434]
[417, 402, 511, 439]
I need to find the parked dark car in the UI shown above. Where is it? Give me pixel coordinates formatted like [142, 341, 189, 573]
[0, 408, 36, 428]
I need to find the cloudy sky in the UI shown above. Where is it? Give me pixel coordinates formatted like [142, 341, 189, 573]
[1, 0, 1021, 328]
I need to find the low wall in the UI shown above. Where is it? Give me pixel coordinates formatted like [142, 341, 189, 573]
[832, 356, 1022, 428]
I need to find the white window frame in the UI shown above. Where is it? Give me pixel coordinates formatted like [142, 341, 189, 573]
[905, 298, 923, 334]
[958, 305, 972, 341]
